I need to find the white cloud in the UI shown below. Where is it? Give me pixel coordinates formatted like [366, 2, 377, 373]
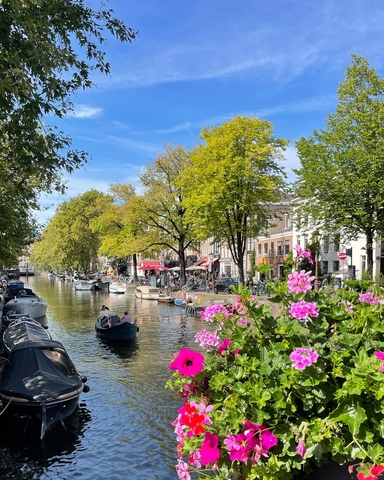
[69, 104, 103, 119]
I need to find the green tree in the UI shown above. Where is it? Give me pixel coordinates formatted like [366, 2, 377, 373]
[179, 116, 289, 284]
[0, 0, 136, 228]
[31, 190, 108, 274]
[136, 144, 199, 285]
[294, 55, 384, 274]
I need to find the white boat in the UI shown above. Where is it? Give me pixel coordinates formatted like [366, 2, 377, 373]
[109, 281, 126, 294]
[73, 280, 95, 291]
[4, 289, 48, 318]
[135, 285, 160, 300]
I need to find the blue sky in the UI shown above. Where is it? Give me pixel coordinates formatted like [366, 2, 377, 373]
[38, 0, 384, 224]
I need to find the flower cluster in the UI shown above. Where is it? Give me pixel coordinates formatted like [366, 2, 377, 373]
[166, 248, 384, 480]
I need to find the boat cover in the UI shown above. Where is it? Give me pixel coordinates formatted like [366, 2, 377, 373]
[3, 321, 51, 351]
[0, 340, 82, 402]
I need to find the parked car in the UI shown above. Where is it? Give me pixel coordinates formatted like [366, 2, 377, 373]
[213, 277, 239, 294]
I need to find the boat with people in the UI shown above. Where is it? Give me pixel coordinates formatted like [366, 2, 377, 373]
[3, 317, 52, 352]
[95, 312, 138, 341]
[135, 285, 159, 300]
[0, 339, 89, 439]
[3, 288, 48, 318]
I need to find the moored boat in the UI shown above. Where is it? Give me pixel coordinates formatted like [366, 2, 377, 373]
[2, 312, 36, 331]
[0, 340, 89, 439]
[157, 294, 175, 303]
[135, 285, 159, 300]
[109, 281, 126, 294]
[94, 281, 109, 291]
[174, 298, 186, 307]
[3, 317, 52, 352]
[95, 315, 138, 341]
[73, 280, 95, 291]
[3, 289, 48, 318]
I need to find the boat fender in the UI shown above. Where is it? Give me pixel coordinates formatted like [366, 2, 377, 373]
[81, 376, 88, 383]
[83, 384, 90, 393]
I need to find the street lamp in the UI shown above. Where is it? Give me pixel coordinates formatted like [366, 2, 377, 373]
[208, 253, 214, 294]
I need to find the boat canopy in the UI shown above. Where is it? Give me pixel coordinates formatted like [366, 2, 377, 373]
[0, 340, 82, 402]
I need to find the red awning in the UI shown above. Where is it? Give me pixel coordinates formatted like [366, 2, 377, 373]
[190, 257, 207, 267]
[138, 261, 168, 271]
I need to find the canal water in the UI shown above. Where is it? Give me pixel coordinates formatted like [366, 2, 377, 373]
[0, 275, 202, 480]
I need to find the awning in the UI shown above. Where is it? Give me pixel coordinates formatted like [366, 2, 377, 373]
[190, 257, 207, 267]
[138, 261, 168, 271]
[201, 257, 220, 269]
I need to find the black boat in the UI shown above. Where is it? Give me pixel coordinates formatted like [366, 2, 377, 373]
[2, 312, 39, 331]
[0, 340, 89, 439]
[3, 317, 52, 352]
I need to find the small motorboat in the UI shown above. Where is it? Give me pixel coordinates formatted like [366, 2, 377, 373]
[0, 340, 89, 439]
[2, 312, 37, 331]
[3, 317, 52, 352]
[95, 315, 138, 341]
[94, 281, 109, 291]
[73, 280, 95, 291]
[109, 281, 126, 294]
[6, 280, 25, 299]
[174, 299, 186, 307]
[135, 285, 159, 300]
[157, 293, 175, 304]
[3, 289, 48, 318]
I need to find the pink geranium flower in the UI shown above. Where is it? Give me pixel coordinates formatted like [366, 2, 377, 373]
[169, 349, 205, 377]
[200, 432, 221, 465]
[287, 270, 315, 294]
[289, 300, 320, 320]
[294, 245, 313, 264]
[375, 351, 384, 361]
[290, 347, 319, 370]
[217, 338, 231, 355]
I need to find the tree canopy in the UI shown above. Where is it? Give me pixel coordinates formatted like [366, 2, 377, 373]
[179, 116, 289, 283]
[0, 0, 136, 264]
[294, 55, 384, 272]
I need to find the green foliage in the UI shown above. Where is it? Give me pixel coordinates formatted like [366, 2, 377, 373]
[255, 262, 271, 276]
[294, 55, 384, 270]
[167, 261, 384, 479]
[179, 116, 289, 284]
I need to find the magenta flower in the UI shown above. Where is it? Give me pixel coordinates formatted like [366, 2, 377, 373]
[200, 304, 228, 322]
[294, 245, 313, 264]
[290, 347, 319, 370]
[287, 270, 315, 294]
[296, 438, 307, 457]
[169, 349, 205, 376]
[217, 338, 231, 355]
[375, 351, 384, 361]
[195, 329, 220, 349]
[200, 432, 221, 465]
[359, 292, 380, 305]
[289, 300, 320, 320]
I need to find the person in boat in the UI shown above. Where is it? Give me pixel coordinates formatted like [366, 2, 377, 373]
[118, 312, 133, 324]
[100, 316, 111, 328]
[99, 305, 111, 319]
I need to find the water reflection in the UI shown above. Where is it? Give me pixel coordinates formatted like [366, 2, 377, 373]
[97, 338, 140, 359]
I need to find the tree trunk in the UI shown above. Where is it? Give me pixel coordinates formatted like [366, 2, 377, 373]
[178, 244, 187, 286]
[366, 228, 374, 278]
[133, 253, 138, 282]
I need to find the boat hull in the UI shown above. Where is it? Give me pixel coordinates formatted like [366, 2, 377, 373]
[94, 282, 109, 290]
[109, 282, 126, 294]
[95, 319, 138, 341]
[135, 286, 159, 300]
[73, 281, 94, 291]
[4, 298, 47, 318]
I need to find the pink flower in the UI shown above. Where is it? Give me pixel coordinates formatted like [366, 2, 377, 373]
[289, 300, 320, 320]
[169, 349, 205, 377]
[200, 432, 221, 465]
[195, 329, 220, 349]
[359, 292, 380, 305]
[200, 304, 228, 322]
[294, 245, 314, 264]
[296, 438, 306, 457]
[217, 338, 231, 355]
[375, 351, 384, 361]
[176, 460, 191, 480]
[287, 270, 315, 294]
[290, 347, 319, 370]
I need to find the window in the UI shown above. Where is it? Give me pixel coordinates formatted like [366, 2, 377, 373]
[323, 237, 329, 254]
[284, 240, 290, 255]
[258, 244, 261, 256]
[264, 243, 268, 256]
[322, 261, 328, 274]
[285, 214, 292, 228]
[278, 265, 284, 277]
[247, 238, 253, 251]
[296, 236, 301, 246]
[333, 260, 339, 272]
[361, 256, 366, 273]
[277, 241, 282, 256]
[270, 242, 274, 257]
[303, 236, 308, 248]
